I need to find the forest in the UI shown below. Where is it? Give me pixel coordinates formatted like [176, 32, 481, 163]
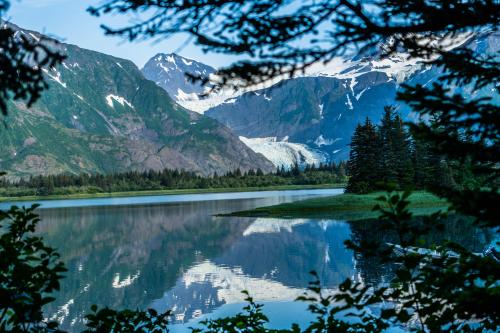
[0, 162, 347, 197]
[346, 107, 485, 194]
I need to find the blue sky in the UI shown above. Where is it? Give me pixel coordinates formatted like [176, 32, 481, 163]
[7, 0, 238, 68]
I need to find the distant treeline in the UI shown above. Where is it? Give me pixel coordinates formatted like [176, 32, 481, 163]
[347, 107, 483, 194]
[0, 162, 347, 197]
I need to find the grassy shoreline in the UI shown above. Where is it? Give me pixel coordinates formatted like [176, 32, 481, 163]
[223, 191, 450, 221]
[0, 183, 345, 203]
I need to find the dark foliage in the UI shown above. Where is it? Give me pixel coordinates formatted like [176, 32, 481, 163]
[83, 306, 170, 333]
[347, 108, 438, 193]
[0, 205, 66, 332]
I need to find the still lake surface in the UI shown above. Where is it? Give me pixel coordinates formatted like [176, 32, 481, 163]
[7, 189, 492, 332]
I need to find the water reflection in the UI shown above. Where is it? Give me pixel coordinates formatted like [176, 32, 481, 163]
[151, 219, 355, 324]
[35, 193, 492, 332]
[36, 192, 349, 331]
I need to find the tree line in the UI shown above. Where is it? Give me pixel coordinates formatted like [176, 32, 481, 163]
[346, 106, 480, 194]
[0, 162, 347, 197]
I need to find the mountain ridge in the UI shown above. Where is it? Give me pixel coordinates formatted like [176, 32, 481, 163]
[141, 31, 498, 166]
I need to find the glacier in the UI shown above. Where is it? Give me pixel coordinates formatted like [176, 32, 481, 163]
[239, 136, 326, 168]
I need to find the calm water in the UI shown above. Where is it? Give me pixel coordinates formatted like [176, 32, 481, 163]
[15, 189, 491, 332]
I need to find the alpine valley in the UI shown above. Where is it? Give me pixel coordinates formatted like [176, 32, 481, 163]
[2, 25, 497, 178]
[143, 30, 498, 167]
[0, 25, 274, 178]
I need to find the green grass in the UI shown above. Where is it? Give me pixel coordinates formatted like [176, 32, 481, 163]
[0, 184, 345, 202]
[223, 191, 450, 221]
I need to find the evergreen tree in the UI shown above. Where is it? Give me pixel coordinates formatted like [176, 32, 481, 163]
[376, 107, 414, 190]
[392, 113, 414, 188]
[347, 118, 379, 193]
[378, 106, 399, 186]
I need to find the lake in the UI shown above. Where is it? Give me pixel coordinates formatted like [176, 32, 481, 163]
[9, 188, 492, 332]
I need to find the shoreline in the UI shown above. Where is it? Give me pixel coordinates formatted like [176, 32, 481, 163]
[0, 183, 345, 203]
[222, 191, 450, 221]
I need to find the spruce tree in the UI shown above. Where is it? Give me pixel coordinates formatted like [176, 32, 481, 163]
[347, 118, 379, 193]
[392, 114, 414, 188]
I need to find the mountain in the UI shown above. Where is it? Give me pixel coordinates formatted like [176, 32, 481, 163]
[144, 31, 497, 167]
[206, 73, 397, 163]
[0, 26, 274, 178]
[141, 53, 217, 107]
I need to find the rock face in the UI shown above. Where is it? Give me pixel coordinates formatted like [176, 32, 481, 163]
[0, 27, 274, 178]
[143, 31, 498, 166]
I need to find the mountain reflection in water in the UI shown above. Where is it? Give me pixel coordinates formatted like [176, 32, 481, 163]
[34, 192, 492, 332]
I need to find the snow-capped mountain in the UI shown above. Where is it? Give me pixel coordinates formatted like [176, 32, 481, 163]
[141, 53, 218, 109]
[142, 31, 498, 167]
[207, 73, 397, 163]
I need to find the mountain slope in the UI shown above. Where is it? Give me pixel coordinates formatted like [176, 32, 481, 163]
[205, 31, 497, 164]
[206, 73, 397, 162]
[0, 27, 274, 178]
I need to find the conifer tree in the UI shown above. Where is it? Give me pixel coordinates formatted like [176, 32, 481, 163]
[347, 118, 379, 193]
[392, 113, 414, 188]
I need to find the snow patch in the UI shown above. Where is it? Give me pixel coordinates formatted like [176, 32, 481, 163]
[116, 62, 123, 69]
[318, 104, 324, 119]
[166, 55, 176, 64]
[349, 78, 357, 93]
[355, 87, 369, 100]
[314, 135, 340, 147]
[182, 58, 193, 66]
[74, 94, 84, 101]
[42, 68, 67, 88]
[50, 298, 74, 324]
[105, 94, 134, 109]
[159, 63, 171, 73]
[112, 271, 140, 289]
[345, 94, 353, 110]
